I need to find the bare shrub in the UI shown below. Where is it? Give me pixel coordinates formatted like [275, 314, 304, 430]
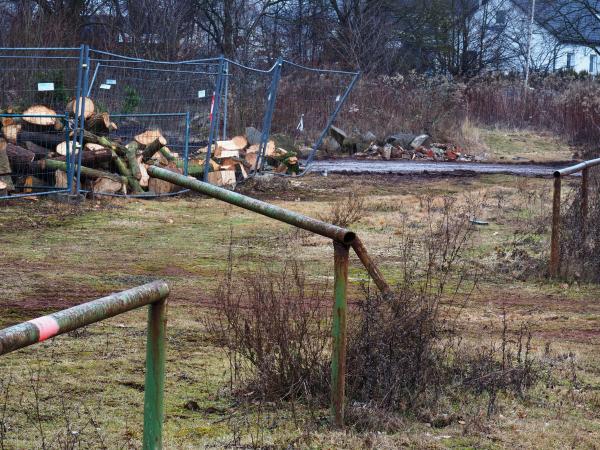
[209, 195, 554, 430]
[347, 195, 478, 414]
[318, 193, 365, 227]
[346, 196, 549, 426]
[0, 367, 111, 449]
[205, 254, 332, 402]
[324, 72, 600, 153]
[558, 166, 600, 281]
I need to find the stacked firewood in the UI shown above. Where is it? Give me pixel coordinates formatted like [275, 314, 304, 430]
[0, 99, 193, 195]
[198, 133, 300, 187]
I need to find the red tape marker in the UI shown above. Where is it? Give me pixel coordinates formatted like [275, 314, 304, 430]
[209, 92, 215, 123]
[28, 316, 60, 342]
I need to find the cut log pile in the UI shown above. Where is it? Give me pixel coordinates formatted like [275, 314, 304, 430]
[191, 127, 302, 187]
[1, 97, 221, 195]
[1, 100, 306, 197]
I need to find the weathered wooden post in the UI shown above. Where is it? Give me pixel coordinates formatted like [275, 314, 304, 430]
[550, 175, 561, 277]
[581, 167, 589, 241]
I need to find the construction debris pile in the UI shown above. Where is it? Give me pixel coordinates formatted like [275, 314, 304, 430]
[0, 99, 303, 197]
[319, 126, 475, 162]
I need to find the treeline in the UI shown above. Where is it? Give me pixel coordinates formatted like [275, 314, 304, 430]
[0, 0, 541, 74]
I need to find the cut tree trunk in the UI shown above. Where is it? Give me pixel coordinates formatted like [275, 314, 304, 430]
[42, 159, 126, 185]
[111, 150, 143, 193]
[231, 135, 248, 150]
[140, 138, 164, 161]
[135, 130, 167, 146]
[85, 112, 114, 135]
[22, 105, 57, 131]
[5, 143, 35, 170]
[80, 130, 127, 156]
[55, 148, 112, 168]
[4, 125, 64, 148]
[148, 167, 183, 195]
[54, 170, 70, 189]
[93, 176, 124, 194]
[24, 141, 52, 159]
[3, 124, 21, 143]
[138, 156, 149, 188]
[67, 97, 95, 120]
[0, 140, 15, 191]
[125, 141, 142, 180]
[208, 170, 236, 187]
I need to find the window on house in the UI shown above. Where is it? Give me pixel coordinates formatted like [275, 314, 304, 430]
[495, 10, 508, 26]
[591, 54, 598, 74]
[566, 52, 574, 69]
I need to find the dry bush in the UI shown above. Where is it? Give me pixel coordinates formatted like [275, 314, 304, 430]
[558, 166, 600, 281]
[0, 368, 113, 450]
[465, 72, 600, 152]
[209, 196, 555, 430]
[347, 195, 478, 414]
[336, 73, 468, 144]
[205, 254, 332, 402]
[318, 193, 365, 227]
[346, 198, 549, 425]
[310, 72, 600, 154]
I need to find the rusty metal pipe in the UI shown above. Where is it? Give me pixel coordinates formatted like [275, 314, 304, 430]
[143, 297, 168, 449]
[147, 166, 355, 244]
[331, 241, 349, 427]
[351, 237, 391, 296]
[0, 281, 169, 356]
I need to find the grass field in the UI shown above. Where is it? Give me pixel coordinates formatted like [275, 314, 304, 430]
[1, 172, 599, 449]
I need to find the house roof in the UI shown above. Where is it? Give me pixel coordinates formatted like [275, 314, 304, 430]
[510, 0, 600, 46]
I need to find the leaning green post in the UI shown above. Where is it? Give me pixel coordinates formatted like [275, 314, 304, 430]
[143, 298, 167, 449]
[331, 241, 349, 427]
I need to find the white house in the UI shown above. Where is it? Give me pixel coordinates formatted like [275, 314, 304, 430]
[476, 0, 600, 74]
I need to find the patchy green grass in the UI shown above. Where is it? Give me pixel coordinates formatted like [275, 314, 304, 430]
[477, 128, 577, 163]
[1, 173, 599, 448]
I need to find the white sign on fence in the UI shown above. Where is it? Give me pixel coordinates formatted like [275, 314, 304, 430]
[100, 84, 111, 90]
[37, 83, 55, 92]
[197, 90, 206, 98]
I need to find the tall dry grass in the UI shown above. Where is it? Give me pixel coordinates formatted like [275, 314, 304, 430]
[282, 71, 600, 153]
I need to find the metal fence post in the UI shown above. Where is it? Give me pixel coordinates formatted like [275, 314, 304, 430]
[71, 45, 85, 194]
[183, 112, 191, 176]
[203, 56, 226, 182]
[550, 175, 561, 277]
[63, 112, 73, 191]
[305, 71, 360, 167]
[331, 241, 349, 427]
[257, 57, 283, 172]
[75, 45, 90, 195]
[87, 62, 100, 97]
[143, 298, 167, 450]
[222, 60, 229, 140]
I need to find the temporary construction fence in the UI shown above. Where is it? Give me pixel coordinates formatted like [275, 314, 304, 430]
[0, 46, 359, 199]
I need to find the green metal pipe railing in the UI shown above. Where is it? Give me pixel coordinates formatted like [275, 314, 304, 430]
[146, 165, 391, 426]
[0, 280, 169, 449]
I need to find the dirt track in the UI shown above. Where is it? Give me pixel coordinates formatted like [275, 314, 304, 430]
[308, 159, 570, 177]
